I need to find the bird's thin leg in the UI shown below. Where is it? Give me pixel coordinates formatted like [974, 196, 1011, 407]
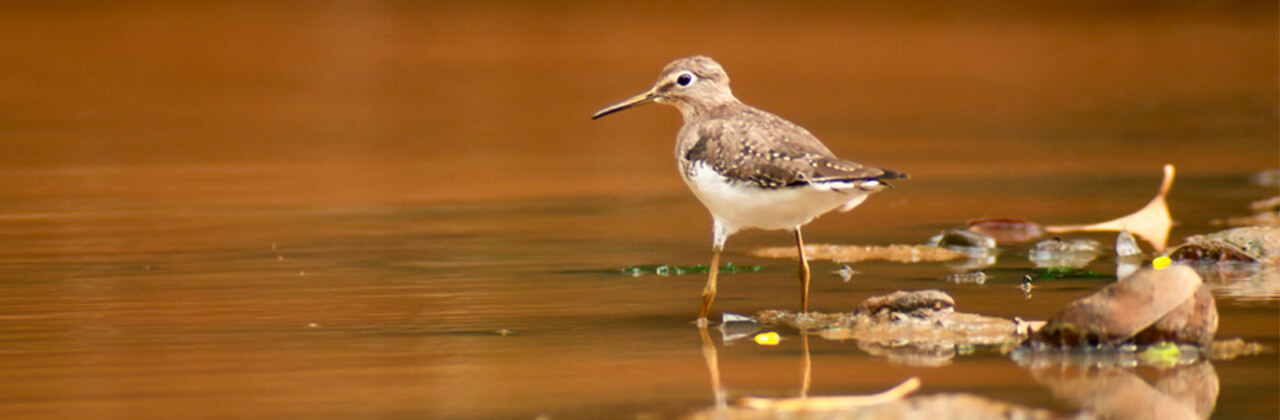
[698, 222, 731, 327]
[698, 250, 720, 327]
[795, 228, 810, 314]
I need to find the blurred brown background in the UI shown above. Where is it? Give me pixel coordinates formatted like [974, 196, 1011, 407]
[1, 1, 1275, 207]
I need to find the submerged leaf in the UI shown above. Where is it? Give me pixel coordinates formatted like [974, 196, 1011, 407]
[751, 244, 965, 263]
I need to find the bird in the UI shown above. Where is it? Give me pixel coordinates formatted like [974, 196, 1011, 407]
[592, 56, 906, 326]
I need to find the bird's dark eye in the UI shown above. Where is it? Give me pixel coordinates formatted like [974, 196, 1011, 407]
[676, 72, 695, 87]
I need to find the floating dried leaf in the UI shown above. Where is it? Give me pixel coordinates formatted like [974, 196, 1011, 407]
[1047, 164, 1175, 252]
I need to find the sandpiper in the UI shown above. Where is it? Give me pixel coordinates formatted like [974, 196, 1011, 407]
[593, 56, 906, 325]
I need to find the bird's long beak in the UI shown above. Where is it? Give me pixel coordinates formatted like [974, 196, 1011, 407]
[591, 89, 656, 120]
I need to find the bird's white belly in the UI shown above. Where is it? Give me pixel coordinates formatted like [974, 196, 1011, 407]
[682, 162, 871, 233]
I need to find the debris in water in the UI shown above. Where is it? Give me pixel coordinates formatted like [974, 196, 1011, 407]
[1209, 338, 1271, 360]
[721, 313, 756, 324]
[1252, 195, 1280, 212]
[965, 217, 1045, 243]
[1028, 237, 1102, 269]
[1013, 316, 1045, 336]
[1116, 231, 1146, 279]
[1033, 266, 1107, 279]
[1046, 164, 1175, 252]
[619, 262, 763, 277]
[1116, 230, 1143, 257]
[751, 244, 965, 264]
[1020, 275, 1034, 298]
[1137, 342, 1183, 367]
[1250, 169, 1280, 187]
[943, 271, 986, 285]
[718, 313, 762, 342]
[834, 264, 857, 281]
[753, 332, 781, 346]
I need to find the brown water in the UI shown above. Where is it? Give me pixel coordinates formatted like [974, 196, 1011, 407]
[1, 3, 1277, 419]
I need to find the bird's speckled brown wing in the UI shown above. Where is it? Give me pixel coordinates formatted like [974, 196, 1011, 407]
[679, 107, 903, 188]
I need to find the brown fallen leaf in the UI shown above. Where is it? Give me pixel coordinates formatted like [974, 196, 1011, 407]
[1046, 164, 1175, 252]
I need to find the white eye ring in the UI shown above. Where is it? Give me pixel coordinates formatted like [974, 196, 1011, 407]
[675, 72, 696, 87]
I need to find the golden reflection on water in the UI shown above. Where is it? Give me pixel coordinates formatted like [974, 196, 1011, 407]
[0, 2, 1276, 419]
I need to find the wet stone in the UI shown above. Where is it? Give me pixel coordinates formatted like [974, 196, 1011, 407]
[859, 289, 955, 316]
[928, 229, 997, 254]
[1173, 226, 1279, 265]
[1029, 264, 1216, 348]
[965, 217, 1046, 244]
[1029, 237, 1102, 268]
[1131, 283, 1218, 348]
[1116, 230, 1144, 257]
[1250, 169, 1280, 187]
[1168, 239, 1259, 263]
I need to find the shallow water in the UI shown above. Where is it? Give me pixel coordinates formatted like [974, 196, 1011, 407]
[0, 3, 1277, 419]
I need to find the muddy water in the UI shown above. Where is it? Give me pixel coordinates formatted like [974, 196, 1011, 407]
[1, 3, 1277, 419]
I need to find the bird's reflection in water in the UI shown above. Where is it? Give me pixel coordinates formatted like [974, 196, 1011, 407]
[696, 324, 815, 415]
[696, 326, 1221, 419]
[694, 326, 922, 417]
[697, 325, 728, 411]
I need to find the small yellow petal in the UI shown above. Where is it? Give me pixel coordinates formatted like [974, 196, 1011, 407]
[754, 332, 781, 346]
[1153, 256, 1172, 270]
